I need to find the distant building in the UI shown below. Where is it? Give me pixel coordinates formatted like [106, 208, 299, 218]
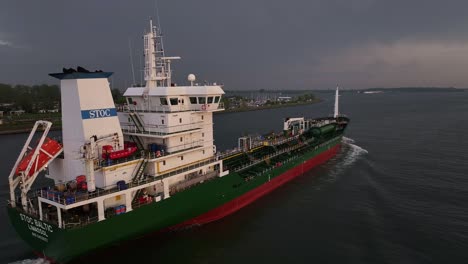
[10, 110, 26, 116]
[38, 109, 59, 113]
[277, 96, 292, 102]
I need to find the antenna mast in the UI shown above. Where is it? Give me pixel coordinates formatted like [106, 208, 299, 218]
[128, 38, 136, 85]
[334, 86, 339, 118]
[143, 19, 180, 88]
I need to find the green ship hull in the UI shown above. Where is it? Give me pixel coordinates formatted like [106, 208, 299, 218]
[8, 135, 343, 263]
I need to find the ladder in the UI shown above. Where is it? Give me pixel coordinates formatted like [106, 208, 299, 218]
[129, 135, 144, 150]
[246, 152, 255, 162]
[129, 112, 145, 133]
[132, 159, 148, 183]
[128, 112, 145, 150]
[132, 189, 146, 205]
[270, 144, 278, 152]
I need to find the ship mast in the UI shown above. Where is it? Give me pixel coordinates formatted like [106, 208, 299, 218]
[334, 86, 339, 118]
[143, 19, 180, 88]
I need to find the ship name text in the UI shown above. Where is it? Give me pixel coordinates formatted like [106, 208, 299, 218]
[81, 108, 117, 119]
[20, 214, 53, 242]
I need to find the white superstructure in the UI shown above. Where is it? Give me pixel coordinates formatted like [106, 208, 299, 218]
[9, 20, 228, 226]
[117, 20, 226, 198]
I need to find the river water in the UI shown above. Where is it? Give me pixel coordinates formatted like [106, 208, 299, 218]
[1, 90, 468, 263]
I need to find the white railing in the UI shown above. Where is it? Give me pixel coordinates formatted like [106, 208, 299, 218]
[35, 157, 218, 207]
[217, 134, 299, 159]
[169, 171, 218, 195]
[122, 121, 204, 136]
[233, 136, 316, 172]
[165, 139, 205, 153]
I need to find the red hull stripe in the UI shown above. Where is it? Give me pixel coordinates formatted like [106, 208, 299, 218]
[171, 144, 341, 229]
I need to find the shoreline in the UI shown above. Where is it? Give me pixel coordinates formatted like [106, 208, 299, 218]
[216, 99, 321, 115]
[0, 100, 321, 135]
[0, 126, 62, 135]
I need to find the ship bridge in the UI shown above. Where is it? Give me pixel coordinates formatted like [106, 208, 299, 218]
[122, 85, 225, 113]
[111, 19, 229, 206]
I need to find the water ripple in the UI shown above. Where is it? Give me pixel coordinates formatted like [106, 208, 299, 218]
[8, 259, 49, 264]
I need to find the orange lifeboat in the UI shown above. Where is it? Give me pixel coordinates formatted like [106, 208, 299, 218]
[102, 146, 138, 160]
[102, 142, 138, 160]
[15, 137, 62, 177]
[107, 147, 138, 160]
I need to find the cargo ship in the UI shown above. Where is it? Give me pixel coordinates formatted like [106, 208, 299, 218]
[6, 20, 349, 263]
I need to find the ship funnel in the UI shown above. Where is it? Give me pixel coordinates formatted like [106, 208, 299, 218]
[49, 69, 124, 187]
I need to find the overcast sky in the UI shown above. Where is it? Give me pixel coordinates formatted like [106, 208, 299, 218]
[1, 0, 468, 90]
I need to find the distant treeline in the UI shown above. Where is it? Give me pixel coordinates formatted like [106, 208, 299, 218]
[0, 83, 125, 113]
[225, 87, 467, 93]
[0, 83, 60, 113]
[361, 87, 466, 92]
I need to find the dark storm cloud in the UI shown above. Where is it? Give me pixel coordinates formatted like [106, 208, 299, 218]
[1, 0, 468, 89]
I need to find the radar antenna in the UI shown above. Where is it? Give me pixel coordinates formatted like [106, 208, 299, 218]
[143, 20, 181, 88]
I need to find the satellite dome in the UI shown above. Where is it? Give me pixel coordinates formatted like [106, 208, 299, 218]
[188, 74, 196, 82]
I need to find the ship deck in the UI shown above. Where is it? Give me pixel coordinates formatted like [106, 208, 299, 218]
[10, 117, 348, 230]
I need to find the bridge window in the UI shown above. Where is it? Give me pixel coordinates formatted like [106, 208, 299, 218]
[170, 98, 179, 105]
[207, 97, 214, 104]
[180, 156, 184, 161]
[214, 96, 220, 103]
[162, 119, 165, 125]
[198, 97, 206, 104]
[163, 160, 166, 166]
[179, 118, 182, 123]
[180, 137, 183, 142]
[160, 98, 168, 105]
[190, 97, 197, 104]
[201, 115, 204, 120]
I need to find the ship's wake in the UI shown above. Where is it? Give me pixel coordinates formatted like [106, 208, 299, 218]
[8, 258, 49, 264]
[317, 137, 368, 184]
[341, 137, 368, 165]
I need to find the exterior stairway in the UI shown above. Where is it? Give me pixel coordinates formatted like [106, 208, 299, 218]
[129, 135, 144, 150]
[128, 112, 145, 150]
[131, 159, 148, 204]
[132, 159, 148, 184]
[129, 112, 145, 133]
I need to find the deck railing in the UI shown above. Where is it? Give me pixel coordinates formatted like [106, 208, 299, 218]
[121, 121, 204, 136]
[234, 136, 339, 174]
[217, 134, 300, 160]
[63, 216, 99, 229]
[118, 102, 225, 113]
[169, 171, 218, 195]
[36, 157, 218, 206]
[233, 137, 316, 172]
